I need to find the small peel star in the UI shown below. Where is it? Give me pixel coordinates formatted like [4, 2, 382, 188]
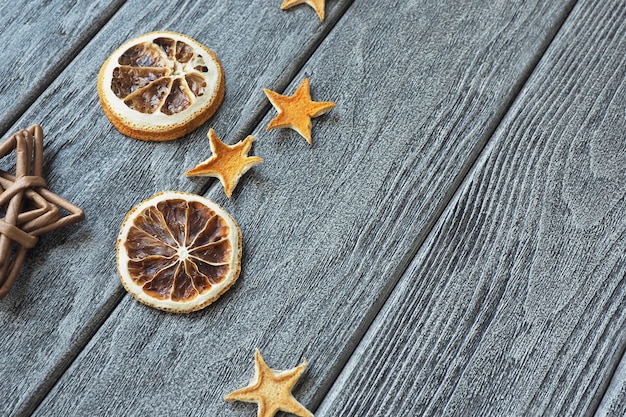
[280, 0, 326, 21]
[264, 78, 335, 144]
[224, 349, 314, 417]
[185, 129, 263, 198]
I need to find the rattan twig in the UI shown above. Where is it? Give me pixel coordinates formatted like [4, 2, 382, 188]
[0, 125, 84, 298]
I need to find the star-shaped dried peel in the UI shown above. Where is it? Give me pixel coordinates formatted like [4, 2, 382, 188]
[264, 78, 335, 144]
[224, 349, 314, 417]
[281, 0, 326, 21]
[185, 129, 263, 198]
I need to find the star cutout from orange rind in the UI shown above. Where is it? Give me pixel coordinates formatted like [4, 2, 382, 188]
[264, 78, 335, 144]
[224, 349, 314, 417]
[185, 129, 263, 198]
[281, 0, 326, 21]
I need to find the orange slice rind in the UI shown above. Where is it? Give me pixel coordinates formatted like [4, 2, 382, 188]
[116, 191, 241, 312]
[98, 31, 225, 141]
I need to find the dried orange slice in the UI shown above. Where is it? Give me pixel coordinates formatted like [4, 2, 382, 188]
[98, 31, 225, 141]
[116, 191, 241, 312]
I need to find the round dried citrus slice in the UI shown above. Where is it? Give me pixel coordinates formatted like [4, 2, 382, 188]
[117, 191, 241, 312]
[98, 31, 225, 141]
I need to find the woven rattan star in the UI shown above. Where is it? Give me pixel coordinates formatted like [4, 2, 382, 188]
[0, 125, 84, 298]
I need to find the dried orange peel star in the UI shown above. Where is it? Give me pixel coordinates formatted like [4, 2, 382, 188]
[225, 349, 314, 417]
[264, 78, 335, 144]
[281, 0, 326, 21]
[185, 129, 263, 198]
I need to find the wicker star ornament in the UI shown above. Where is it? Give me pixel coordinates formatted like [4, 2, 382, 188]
[0, 125, 84, 298]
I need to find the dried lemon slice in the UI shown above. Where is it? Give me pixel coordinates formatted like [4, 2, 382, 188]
[98, 31, 225, 141]
[117, 191, 241, 312]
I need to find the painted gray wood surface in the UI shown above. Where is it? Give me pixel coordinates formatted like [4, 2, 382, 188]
[596, 352, 626, 417]
[0, 0, 126, 135]
[0, 0, 354, 415]
[317, 1, 626, 416]
[22, 1, 580, 416]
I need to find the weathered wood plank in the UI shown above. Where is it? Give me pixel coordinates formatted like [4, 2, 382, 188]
[316, 1, 626, 416]
[596, 354, 626, 417]
[28, 1, 576, 416]
[0, 0, 354, 415]
[0, 0, 126, 135]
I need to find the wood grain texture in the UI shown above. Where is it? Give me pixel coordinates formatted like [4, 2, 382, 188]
[596, 353, 626, 417]
[27, 1, 575, 416]
[0, 0, 353, 415]
[317, 1, 626, 416]
[595, 350, 626, 417]
[0, 0, 126, 135]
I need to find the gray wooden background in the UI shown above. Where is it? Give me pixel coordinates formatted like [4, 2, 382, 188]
[1, 1, 625, 416]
